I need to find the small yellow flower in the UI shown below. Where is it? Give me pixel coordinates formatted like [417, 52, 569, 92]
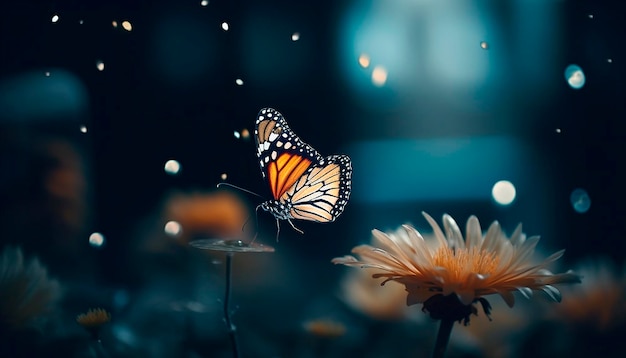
[333, 212, 580, 323]
[76, 308, 111, 328]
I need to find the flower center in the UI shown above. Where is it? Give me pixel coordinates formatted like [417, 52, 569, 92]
[432, 246, 501, 276]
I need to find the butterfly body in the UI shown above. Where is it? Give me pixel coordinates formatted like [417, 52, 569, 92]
[254, 108, 352, 236]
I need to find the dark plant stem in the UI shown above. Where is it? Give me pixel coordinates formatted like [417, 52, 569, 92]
[432, 319, 454, 358]
[91, 337, 110, 358]
[224, 253, 239, 358]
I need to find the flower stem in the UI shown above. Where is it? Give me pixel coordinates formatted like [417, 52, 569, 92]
[224, 253, 239, 358]
[432, 319, 454, 358]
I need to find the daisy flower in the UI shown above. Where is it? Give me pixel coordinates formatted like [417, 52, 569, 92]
[0, 246, 62, 333]
[332, 212, 580, 357]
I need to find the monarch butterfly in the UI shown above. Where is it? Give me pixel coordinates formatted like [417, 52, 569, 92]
[254, 107, 352, 238]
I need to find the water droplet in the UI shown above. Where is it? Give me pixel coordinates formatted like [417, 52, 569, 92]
[570, 188, 591, 213]
[200, 0, 209, 6]
[51, 14, 59, 23]
[233, 130, 241, 139]
[80, 125, 88, 133]
[235, 78, 244, 86]
[89, 232, 105, 248]
[164, 159, 181, 175]
[291, 32, 300, 41]
[492, 180, 516, 205]
[371, 66, 387, 87]
[480, 41, 489, 50]
[164, 221, 182, 237]
[221, 22, 229, 31]
[122, 21, 132, 31]
[96, 60, 105, 71]
[564, 64, 585, 89]
[358, 54, 370, 68]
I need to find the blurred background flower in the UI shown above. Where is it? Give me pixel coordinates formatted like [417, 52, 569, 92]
[0, 246, 62, 355]
[515, 258, 626, 358]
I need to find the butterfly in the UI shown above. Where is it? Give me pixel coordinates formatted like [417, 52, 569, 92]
[254, 107, 352, 238]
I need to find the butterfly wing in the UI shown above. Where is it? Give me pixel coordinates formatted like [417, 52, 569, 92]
[255, 108, 323, 200]
[255, 107, 352, 224]
[282, 154, 352, 222]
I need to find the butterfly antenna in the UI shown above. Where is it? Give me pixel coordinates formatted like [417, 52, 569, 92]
[275, 218, 281, 242]
[249, 204, 263, 244]
[217, 182, 264, 199]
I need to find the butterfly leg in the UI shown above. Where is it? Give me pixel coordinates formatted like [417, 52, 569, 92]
[249, 204, 263, 244]
[275, 217, 281, 242]
[287, 219, 304, 235]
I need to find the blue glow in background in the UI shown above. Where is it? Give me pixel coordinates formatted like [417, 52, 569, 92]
[349, 136, 529, 203]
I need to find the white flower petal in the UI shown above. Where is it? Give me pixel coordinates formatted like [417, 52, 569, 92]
[508, 236, 540, 268]
[422, 212, 448, 248]
[517, 286, 533, 299]
[497, 290, 516, 307]
[443, 214, 465, 249]
[541, 285, 562, 302]
[481, 220, 502, 253]
[465, 215, 482, 249]
[509, 223, 524, 246]
[402, 225, 433, 266]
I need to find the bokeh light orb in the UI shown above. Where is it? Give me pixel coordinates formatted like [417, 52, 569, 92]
[89, 232, 105, 248]
[112, 21, 118, 28]
[221, 22, 229, 31]
[492, 180, 516, 205]
[233, 130, 240, 139]
[565, 64, 585, 89]
[358, 53, 370, 68]
[200, 0, 209, 6]
[164, 221, 182, 237]
[235, 78, 244, 86]
[80, 125, 87, 133]
[220, 173, 228, 180]
[51, 14, 59, 23]
[164, 159, 181, 175]
[96, 60, 105, 71]
[371, 65, 387, 87]
[241, 128, 250, 139]
[570, 188, 591, 213]
[480, 41, 489, 50]
[122, 21, 132, 31]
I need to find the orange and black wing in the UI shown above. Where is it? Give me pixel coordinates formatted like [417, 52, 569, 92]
[255, 108, 323, 199]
